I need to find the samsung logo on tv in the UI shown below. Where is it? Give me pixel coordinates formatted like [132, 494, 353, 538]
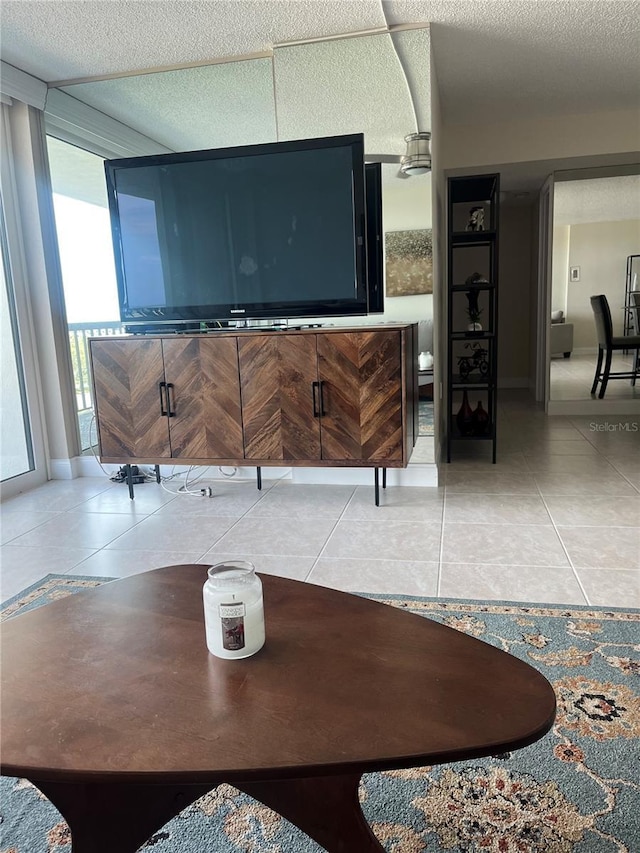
[230, 309, 246, 314]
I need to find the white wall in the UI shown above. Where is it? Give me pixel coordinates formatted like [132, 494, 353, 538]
[381, 174, 433, 340]
[566, 219, 640, 348]
[430, 46, 445, 459]
[528, 196, 540, 392]
[441, 108, 639, 170]
[551, 225, 570, 314]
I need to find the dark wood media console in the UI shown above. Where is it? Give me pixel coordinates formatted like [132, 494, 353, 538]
[89, 324, 419, 502]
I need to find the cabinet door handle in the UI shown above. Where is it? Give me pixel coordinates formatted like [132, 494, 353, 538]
[312, 381, 320, 417]
[165, 382, 176, 417]
[318, 380, 326, 416]
[158, 381, 168, 417]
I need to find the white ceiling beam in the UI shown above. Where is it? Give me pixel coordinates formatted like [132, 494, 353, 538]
[44, 89, 172, 159]
[0, 62, 47, 110]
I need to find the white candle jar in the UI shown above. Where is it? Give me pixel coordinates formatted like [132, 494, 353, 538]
[203, 561, 265, 659]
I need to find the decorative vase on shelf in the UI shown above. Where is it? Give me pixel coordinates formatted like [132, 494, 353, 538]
[465, 286, 483, 333]
[418, 351, 434, 370]
[472, 401, 490, 435]
[456, 390, 474, 436]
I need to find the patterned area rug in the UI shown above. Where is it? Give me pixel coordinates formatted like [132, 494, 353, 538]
[1, 575, 639, 852]
[418, 400, 434, 436]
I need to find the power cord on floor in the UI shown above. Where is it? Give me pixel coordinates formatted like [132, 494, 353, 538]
[158, 465, 213, 497]
[88, 414, 116, 481]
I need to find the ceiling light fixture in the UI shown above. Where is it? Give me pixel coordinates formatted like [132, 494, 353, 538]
[400, 132, 431, 175]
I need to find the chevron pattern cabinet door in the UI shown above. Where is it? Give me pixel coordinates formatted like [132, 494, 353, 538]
[162, 337, 244, 459]
[239, 335, 321, 460]
[317, 330, 403, 462]
[90, 338, 170, 459]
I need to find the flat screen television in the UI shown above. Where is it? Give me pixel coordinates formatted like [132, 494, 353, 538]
[104, 134, 371, 328]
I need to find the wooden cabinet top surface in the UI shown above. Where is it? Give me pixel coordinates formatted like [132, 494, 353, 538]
[89, 323, 416, 342]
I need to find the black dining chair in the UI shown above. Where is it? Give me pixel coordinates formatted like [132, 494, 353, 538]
[589, 294, 640, 398]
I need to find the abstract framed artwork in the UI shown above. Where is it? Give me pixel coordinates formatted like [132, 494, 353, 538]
[385, 229, 433, 297]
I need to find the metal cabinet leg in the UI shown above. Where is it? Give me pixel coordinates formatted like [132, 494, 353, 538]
[125, 464, 134, 500]
[382, 468, 387, 490]
[374, 468, 380, 506]
[256, 467, 262, 491]
[154, 465, 161, 483]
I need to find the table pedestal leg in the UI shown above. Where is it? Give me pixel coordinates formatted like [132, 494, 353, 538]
[32, 779, 214, 853]
[237, 773, 384, 852]
[32, 773, 383, 853]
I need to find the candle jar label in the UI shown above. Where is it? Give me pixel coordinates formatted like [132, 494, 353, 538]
[220, 602, 246, 651]
[203, 561, 265, 659]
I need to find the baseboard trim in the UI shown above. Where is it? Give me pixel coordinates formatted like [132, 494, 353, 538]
[50, 457, 82, 480]
[498, 378, 529, 389]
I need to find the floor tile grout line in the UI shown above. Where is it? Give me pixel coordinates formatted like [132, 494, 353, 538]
[438, 519, 639, 527]
[8, 509, 154, 555]
[436, 488, 448, 598]
[89, 480, 272, 566]
[535, 484, 592, 607]
[303, 486, 358, 582]
[183, 479, 289, 557]
[597, 462, 640, 495]
[0, 512, 69, 546]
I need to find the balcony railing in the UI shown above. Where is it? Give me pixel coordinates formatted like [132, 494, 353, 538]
[68, 321, 125, 428]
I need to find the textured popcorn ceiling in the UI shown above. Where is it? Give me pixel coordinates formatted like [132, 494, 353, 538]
[0, 1, 385, 81]
[390, 0, 640, 124]
[274, 34, 416, 160]
[61, 59, 278, 152]
[56, 29, 428, 160]
[554, 176, 640, 226]
[1, 0, 638, 125]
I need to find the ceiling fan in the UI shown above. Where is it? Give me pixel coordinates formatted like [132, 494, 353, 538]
[366, 132, 432, 179]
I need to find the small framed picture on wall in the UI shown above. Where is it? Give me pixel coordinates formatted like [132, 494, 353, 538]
[569, 266, 580, 282]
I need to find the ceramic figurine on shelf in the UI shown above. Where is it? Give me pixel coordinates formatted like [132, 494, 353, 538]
[466, 206, 485, 231]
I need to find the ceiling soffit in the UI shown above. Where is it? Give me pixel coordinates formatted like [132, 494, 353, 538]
[554, 175, 640, 226]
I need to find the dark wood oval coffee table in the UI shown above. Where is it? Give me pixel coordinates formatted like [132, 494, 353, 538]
[1, 565, 556, 852]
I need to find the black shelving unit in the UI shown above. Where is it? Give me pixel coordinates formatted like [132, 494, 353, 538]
[446, 174, 500, 463]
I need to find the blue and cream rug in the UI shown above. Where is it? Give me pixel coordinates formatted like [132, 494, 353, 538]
[418, 400, 434, 436]
[1, 574, 639, 852]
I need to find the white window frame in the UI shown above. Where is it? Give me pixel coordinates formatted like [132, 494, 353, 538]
[0, 102, 49, 496]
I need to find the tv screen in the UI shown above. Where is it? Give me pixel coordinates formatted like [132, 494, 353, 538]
[104, 134, 369, 326]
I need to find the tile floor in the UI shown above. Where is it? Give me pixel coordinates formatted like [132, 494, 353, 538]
[1, 391, 638, 607]
[550, 351, 639, 401]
